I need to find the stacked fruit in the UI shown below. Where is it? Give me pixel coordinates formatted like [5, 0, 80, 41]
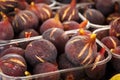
[0, 28, 108, 80]
[94, 17, 120, 78]
[80, 0, 120, 25]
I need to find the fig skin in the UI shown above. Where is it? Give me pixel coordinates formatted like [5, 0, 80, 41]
[0, 44, 18, 55]
[107, 12, 120, 24]
[42, 28, 69, 53]
[40, 15, 64, 34]
[0, 13, 14, 40]
[12, 9, 39, 33]
[95, 0, 114, 16]
[65, 35, 97, 65]
[109, 17, 120, 39]
[111, 46, 120, 72]
[33, 62, 60, 80]
[101, 36, 120, 49]
[17, 0, 28, 10]
[85, 60, 106, 80]
[111, 46, 120, 55]
[58, 53, 85, 80]
[83, 9, 105, 25]
[96, 29, 109, 41]
[0, 0, 28, 13]
[63, 21, 80, 31]
[57, 0, 80, 22]
[58, 6, 79, 22]
[0, 47, 25, 58]
[27, 3, 53, 23]
[106, 1, 120, 24]
[85, 48, 106, 80]
[25, 39, 57, 66]
[0, 0, 18, 13]
[63, 19, 88, 31]
[0, 54, 27, 77]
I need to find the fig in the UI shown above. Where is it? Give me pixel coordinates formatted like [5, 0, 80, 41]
[85, 48, 106, 80]
[95, 0, 114, 16]
[109, 17, 120, 39]
[83, 8, 105, 25]
[0, 12, 14, 40]
[12, 9, 39, 33]
[27, 2, 53, 23]
[25, 39, 57, 66]
[58, 0, 80, 22]
[42, 28, 69, 53]
[40, 14, 63, 34]
[107, 1, 120, 24]
[63, 20, 88, 31]
[65, 33, 97, 65]
[107, 13, 120, 24]
[0, 0, 18, 13]
[96, 29, 109, 40]
[0, 0, 28, 13]
[0, 46, 25, 58]
[0, 54, 27, 77]
[101, 36, 120, 49]
[58, 53, 85, 80]
[111, 46, 120, 72]
[17, 0, 28, 10]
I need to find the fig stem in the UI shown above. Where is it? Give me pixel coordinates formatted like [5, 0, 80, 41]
[25, 71, 31, 76]
[79, 20, 88, 28]
[25, 32, 32, 38]
[79, 28, 85, 35]
[31, 2, 35, 6]
[92, 48, 105, 70]
[70, 0, 76, 7]
[54, 13, 60, 22]
[99, 48, 106, 55]
[90, 33, 96, 41]
[14, 8, 20, 14]
[110, 49, 114, 53]
[0, 12, 8, 21]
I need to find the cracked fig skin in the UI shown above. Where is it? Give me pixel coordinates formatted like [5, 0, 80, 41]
[28, 2, 53, 23]
[12, 9, 39, 33]
[65, 34, 97, 65]
[58, 0, 80, 22]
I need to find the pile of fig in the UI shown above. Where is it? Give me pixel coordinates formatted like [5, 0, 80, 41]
[0, 28, 108, 80]
[81, 0, 120, 25]
[95, 17, 120, 79]
[0, 0, 117, 80]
